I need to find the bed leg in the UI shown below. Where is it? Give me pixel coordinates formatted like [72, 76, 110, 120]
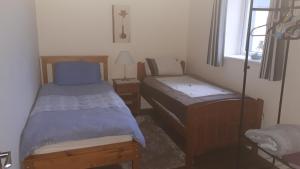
[185, 155, 194, 169]
[132, 158, 140, 169]
[132, 144, 141, 169]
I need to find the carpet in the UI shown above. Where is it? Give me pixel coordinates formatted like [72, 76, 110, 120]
[96, 115, 185, 169]
[93, 115, 278, 169]
[134, 115, 185, 169]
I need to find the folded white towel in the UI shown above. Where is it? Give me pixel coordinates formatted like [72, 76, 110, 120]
[245, 124, 300, 157]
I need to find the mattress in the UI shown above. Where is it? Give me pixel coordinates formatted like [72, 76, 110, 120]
[143, 75, 240, 107]
[142, 75, 241, 123]
[34, 135, 132, 155]
[156, 76, 232, 98]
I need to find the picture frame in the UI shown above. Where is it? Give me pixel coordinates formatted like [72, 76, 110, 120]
[112, 5, 131, 43]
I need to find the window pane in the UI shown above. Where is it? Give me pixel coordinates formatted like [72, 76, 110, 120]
[253, 0, 270, 8]
[250, 11, 269, 54]
[248, 0, 270, 59]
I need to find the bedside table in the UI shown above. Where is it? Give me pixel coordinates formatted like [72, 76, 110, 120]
[113, 79, 141, 115]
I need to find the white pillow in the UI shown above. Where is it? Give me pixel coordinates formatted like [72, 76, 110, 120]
[146, 57, 183, 76]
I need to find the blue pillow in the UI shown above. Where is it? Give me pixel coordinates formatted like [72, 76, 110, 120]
[54, 61, 101, 85]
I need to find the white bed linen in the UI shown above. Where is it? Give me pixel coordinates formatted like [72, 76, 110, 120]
[33, 135, 132, 155]
[156, 76, 232, 98]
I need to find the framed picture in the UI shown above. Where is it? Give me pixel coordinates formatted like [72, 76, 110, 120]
[112, 5, 130, 43]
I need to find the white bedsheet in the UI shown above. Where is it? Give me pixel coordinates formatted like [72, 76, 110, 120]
[156, 76, 232, 98]
[33, 135, 132, 155]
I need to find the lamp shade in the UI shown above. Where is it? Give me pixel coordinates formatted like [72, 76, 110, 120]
[115, 51, 135, 65]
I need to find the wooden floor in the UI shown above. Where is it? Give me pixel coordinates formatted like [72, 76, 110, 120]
[96, 146, 277, 169]
[96, 111, 277, 169]
[192, 147, 278, 169]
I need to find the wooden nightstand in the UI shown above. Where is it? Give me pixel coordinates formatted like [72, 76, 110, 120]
[113, 79, 141, 115]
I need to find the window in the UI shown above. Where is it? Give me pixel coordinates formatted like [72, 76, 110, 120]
[225, 0, 270, 61]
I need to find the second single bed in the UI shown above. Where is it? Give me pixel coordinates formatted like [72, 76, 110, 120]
[137, 59, 264, 169]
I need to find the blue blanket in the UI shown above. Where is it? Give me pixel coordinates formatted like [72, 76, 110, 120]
[20, 82, 145, 160]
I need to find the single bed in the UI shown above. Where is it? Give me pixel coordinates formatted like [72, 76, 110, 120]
[137, 61, 264, 169]
[21, 56, 145, 169]
[284, 152, 300, 169]
[245, 124, 300, 169]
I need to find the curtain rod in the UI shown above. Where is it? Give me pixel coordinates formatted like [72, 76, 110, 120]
[252, 6, 300, 11]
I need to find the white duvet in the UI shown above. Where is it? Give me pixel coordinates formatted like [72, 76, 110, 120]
[156, 76, 232, 98]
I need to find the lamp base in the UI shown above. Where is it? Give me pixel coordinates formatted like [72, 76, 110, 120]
[122, 65, 130, 81]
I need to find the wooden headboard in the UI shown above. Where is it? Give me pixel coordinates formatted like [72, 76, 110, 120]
[40, 56, 108, 85]
[137, 61, 186, 81]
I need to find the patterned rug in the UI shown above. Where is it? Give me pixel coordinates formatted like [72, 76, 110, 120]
[134, 115, 185, 169]
[96, 115, 185, 169]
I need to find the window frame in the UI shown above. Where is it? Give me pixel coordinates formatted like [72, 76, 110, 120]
[226, 0, 270, 61]
[240, 0, 251, 56]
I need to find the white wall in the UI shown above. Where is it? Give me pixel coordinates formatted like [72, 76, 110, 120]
[187, 0, 300, 127]
[0, 0, 40, 169]
[35, 0, 190, 80]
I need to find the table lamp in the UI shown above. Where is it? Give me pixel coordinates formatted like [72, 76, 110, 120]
[115, 51, 135, 80]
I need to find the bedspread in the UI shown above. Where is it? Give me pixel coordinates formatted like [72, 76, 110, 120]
[20, 82, 145, 160]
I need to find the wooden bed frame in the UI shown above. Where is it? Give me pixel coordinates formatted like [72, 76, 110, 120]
[23, 56, 141, 169]
[137, 62, 264, 169]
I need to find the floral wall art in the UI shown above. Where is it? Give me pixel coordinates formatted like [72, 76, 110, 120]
[112, 5, 130, 43]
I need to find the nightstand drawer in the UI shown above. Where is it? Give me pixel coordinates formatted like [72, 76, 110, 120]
[120, 93, 136, 100]
[115, 83, 139, 93]
[113, 79, 141, 115]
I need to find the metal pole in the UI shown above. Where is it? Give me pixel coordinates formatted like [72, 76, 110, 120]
[277, 41, 290, 124]
[277, 0, 295, 124]
[236, 0, 254, 168]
